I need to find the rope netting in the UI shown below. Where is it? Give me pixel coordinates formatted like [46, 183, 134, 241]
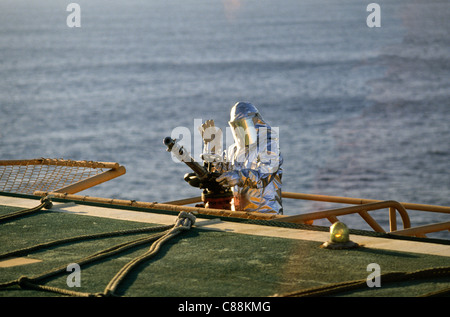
[0, 158, 124, 195]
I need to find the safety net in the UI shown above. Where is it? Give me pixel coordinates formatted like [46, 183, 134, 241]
[0, 158, 125, 195]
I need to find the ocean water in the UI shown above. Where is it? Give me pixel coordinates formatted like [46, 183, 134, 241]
[1, 0, 449, 238]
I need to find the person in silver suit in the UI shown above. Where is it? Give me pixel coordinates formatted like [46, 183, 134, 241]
[201, 102, 283, 214]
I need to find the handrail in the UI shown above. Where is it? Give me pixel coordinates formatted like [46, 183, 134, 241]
[53, 166, 126, 194]
[281, 192, 449, 237]
[281, 192, 450, 214]
[163, 196, 202, 205]
[161, 192, 449, 237]
[33, 191, 279, 221]
[392, 222, 450, 237]
[274, 200, 410, 233]
[164, 192, 450, 214]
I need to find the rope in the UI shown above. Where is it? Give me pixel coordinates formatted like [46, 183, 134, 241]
[103, 211, 196, 296]
[0, 195, 174, 262]
[0, 210, 196, 297]
[0, 196, 53, 223]
[8, 231, 168, 297]
[420, 286, 450, 297]
[17, 276, 95, 297]
[274, 266, 450, 297]
[0, 223, 174, 261]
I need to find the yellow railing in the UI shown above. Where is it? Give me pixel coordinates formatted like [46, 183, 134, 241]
[32, 190, 449, 239]
[275, 200, 410, 232]
[281, 192, 450, 238]
[163, 192, 450, 238]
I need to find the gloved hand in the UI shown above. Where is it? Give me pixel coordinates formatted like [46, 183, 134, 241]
[198, 119, 223, 154]
[216, 171, 240, 187]
[184, 172, 201, 188]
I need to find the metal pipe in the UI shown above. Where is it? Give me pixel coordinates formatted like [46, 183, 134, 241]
[281, 192, 450, 214]
[391, 221, 450, 237]
[275, 200, 411, 232]
[33, 191, 279, 221]
[53, 166, 126, 194]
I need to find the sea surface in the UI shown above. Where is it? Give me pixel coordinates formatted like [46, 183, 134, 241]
[1, 0, 449, 239]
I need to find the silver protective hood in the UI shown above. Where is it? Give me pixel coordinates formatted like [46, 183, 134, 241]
[229, 102, 259, 149]
[225, 102, 283, 214]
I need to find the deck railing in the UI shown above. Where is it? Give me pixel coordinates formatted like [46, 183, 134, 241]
[163, 192, 450, 238]
[280, 192, 450, 238]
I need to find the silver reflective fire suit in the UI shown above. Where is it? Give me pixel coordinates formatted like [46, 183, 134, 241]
[216, 102, 283, 214]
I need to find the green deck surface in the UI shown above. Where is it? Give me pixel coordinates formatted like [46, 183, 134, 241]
[1, 202, 449, 297]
